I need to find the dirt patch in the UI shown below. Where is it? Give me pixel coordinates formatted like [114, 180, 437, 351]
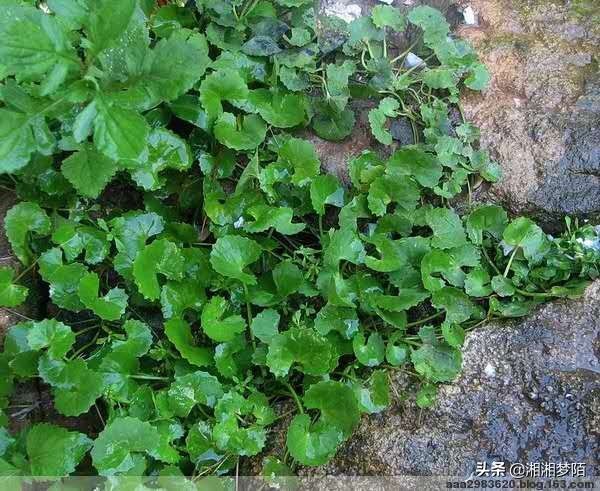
[305, 100, 380, 184]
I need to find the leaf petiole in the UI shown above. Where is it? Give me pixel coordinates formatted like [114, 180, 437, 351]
[405, 310, 444, 328]
[503, 247, 519, 277]
[283, 381, 304, 414]
[128, 374, 171, 381]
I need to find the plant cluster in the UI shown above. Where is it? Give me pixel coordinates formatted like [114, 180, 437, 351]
[0, 0, 598, 479]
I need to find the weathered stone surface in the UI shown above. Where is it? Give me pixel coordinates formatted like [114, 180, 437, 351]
[457, 0, 600, 229]
[304, 281, 600, 476]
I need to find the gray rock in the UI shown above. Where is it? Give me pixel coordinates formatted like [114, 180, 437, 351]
[390, 117, 416, 145]
[305, 281, 600, 476]
[457, 0, 600, 229]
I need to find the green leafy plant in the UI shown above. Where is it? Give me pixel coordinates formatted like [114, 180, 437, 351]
[0, 0, 598, 479]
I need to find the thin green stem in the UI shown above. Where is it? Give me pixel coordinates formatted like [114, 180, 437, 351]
[401, 338, 423, 347]
[240, 0, 260, 17]
[68, 330, 100, 360]
[12, 255, 43, 283]
[274, 235, 296, 255]
[129, 374, 171, 381]
[334, 371, 359, 382]
[74, 324, 100, 337]
[405, 311, 444, 328]
[94, 403, 106, 426]
[0, 184, 16, 194]
[457, 102, 467, 123]
[515, 288, 554, 298]
[410, 118, 419, 144]
[407, 87, 424, 106]
[318, 214, 324, 244]
[196, 404, 213, 420]
[0, 308, 33, 321]
[361, 48, 369, 71]
[466, 176, 472, 208]
[399, 53, 436, 79]
[69, 317, 99, 325]
[390, 40, 419, 64]
[464, 318, 489, 332]
[283, 381, 304, 414]
[266, 249, 284, 261]
[503, 247, 519, 277]
[242, 283, 258, 350]
[271, 409, 297, 423]
[383, 31, 387, 59]
[482, 246, 502, 276]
